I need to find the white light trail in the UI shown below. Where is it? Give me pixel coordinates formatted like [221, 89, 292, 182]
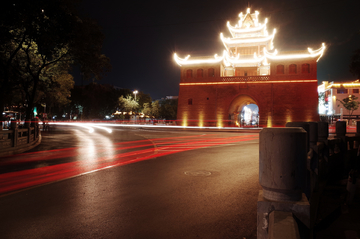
[50, 122, 262, 131]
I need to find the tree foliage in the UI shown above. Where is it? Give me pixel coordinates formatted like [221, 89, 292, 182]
[142, 102, 152, 116]
[160, 99, 178, 120]
[137, 92, 152, 112]
[0, 0, 111, 122]
[337, 95, 360, 117]
[151, 101, 161, 118]
[141, 99, 178, 119]
[118, 95, 139, 112]
[70, 84, 121, 119]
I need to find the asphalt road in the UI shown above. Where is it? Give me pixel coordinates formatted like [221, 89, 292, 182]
[0, 126, 260, 239]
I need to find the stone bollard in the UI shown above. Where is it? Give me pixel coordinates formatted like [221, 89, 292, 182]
[336, 121, 346, 137]
[259, 127, 307, 201]
[258, 128, 310, 239]
[308, 122, 318, 147]
[318, 121, 329, 141]
[285, 122, 310, 152]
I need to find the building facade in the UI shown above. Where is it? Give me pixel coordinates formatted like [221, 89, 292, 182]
[174, 8, 325, 127]
[318, 80, 360, 122]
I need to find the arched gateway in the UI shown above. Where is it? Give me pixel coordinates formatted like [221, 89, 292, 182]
[228, 95, 258, 127]
[174, 8, 325, 127]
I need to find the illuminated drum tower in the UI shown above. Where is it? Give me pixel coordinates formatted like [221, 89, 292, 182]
[174, 8, 325, 127]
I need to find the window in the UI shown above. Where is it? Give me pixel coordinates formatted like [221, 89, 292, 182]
[186, 69, 193, 78]
[188, 98, 192, 105]
[302, 64, 310, 73]
[208, 68, 215, 77]
[353, 89, 359, 94]
[337, 89, 348, 94]
[276, 65, 284, 74]
[289, 64, 297, 74]
[197, 69, 203, 78]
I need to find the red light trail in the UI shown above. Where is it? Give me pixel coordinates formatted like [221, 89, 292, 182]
[0, 134, 258, 195]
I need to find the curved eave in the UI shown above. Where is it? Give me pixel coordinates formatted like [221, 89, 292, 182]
[264, 43, 326, 62]
[173, 53, 224, 66]
[227, 20, 267, 38]
[220, 29, 276, 49]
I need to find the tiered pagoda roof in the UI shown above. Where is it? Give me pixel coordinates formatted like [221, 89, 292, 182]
[174, 8, 325, 68]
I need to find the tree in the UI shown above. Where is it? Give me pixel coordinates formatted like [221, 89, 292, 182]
[142, 102, 152, 116]
[137, 92, 152, 112]
[37, 72, 75, 117]
[0, 0, 111, 124]
[151, 101, 161, 118]
[337, 95, 360, 124]
[350, 49, 360, 79]
[80, 84, 119, 119]
[160, 99, 178, 120]
[119, 95, 139, 112]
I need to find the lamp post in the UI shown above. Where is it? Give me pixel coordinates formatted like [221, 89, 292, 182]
[133, 90, 138, 100]
[133, 90, 138, 123]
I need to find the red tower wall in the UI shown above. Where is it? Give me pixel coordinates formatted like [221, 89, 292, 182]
[176, 59, 319, 127]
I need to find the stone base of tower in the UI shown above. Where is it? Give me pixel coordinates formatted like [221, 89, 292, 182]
[176, 79, 319, 127]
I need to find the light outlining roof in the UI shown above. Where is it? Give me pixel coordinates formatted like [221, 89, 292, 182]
[227, 18, 268, 38]
[324, 80, 360, 90]
[180, 80, 318, 85]
[237, 8, 260, 28]
[220, 28, 276, 48]
[173, 8, 326, 67]
[264, 43, 326, 62]
[174, 42, 325, 66]
[220, 29, 275, 43]
[174, 53, 224, 66]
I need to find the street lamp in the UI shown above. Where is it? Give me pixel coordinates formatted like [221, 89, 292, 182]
[133, 90, 138, 124]
[133, 90, 138, 100]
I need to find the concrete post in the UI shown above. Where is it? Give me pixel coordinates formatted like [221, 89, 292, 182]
[259, 127, 307, 202]
[318, 121, 329, 141]
[285, 122, 309, 152]
[308, 122, 318, 147]
[336, 121, 346, 137]
[258, 128, 310, 239]
[285, 122, 313, 200]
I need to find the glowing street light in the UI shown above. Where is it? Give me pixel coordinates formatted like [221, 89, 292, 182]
[133, 90, 138, 100]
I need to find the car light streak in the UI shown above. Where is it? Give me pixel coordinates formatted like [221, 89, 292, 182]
[92, 125, 112, 133]
[49, 121, 262, 131]
[0, 134, 258, 194]
[0, 135, 213, 166]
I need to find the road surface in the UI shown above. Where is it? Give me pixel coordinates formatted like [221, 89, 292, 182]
[0, 125, 260, 239]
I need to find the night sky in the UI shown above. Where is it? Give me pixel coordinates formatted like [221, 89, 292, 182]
[78, 0, 360, 100]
